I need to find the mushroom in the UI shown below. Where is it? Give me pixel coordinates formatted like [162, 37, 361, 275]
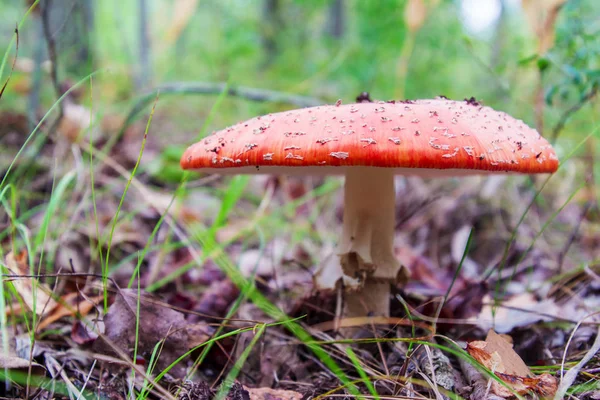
[180, 98, 559, 324]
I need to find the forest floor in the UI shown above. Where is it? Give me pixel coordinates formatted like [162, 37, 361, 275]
[1, 90, 599, 400]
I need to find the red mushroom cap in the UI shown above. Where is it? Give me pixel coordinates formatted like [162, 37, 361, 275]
[180, 98, 559, 175]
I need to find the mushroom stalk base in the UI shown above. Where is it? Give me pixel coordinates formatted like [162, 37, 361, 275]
[343, 280, 392, 319]
[339, 167, 407, 318]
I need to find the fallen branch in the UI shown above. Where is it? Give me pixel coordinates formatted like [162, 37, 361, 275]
[119, 82, 324, 137]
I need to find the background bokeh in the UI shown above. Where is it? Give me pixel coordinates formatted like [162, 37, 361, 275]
[1, 0, 598, 155]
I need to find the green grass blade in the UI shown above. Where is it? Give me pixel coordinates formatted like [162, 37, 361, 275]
[103, 93, 157, 309]
[346, 347, 378, 399]
[0, 0, 39, 81]
[192, 231, 360, 396]
[214, 324, 266, 400]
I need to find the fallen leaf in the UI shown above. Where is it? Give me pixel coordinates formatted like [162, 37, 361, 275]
[0, 333, 45, 376]
[4, 251, 57, 317]
[0, 354, 45, 376]
[37, 293, 103, 330]
[466, 329, 558, 398]
[71, 320, 100, 345]
[94, 289, 211, 378]
[484, 330, 531, 377]
[191, 279, 239, 322]
[472, 293, 585, 333]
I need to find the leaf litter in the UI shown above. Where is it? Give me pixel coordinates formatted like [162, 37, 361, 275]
[467, 330, 558, 398]
[93, 289, 212, 379]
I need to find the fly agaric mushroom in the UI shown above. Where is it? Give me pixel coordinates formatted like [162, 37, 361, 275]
[180, 98, 559, 323]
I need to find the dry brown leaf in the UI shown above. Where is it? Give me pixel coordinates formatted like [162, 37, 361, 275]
[71, 320, 100, 345]
[94, 289, 211, 378]
[4, 251, 57, 317]
[246, 387, 303, 400]
[37, 293, 103, 330]
[466, 329, 558, 398]
[466, 340, 496, 369]
[0, 354, 45, 375]
[191, 279, 239, 321]
[485, 330, 531, 377]
[0, 332, 46, 376]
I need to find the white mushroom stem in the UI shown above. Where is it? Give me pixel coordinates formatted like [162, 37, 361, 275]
[339, 167, 407, 318]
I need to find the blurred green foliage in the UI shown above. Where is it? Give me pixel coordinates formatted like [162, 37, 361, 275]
[544, 0, 600, 105]
[0, 0, 598, 152]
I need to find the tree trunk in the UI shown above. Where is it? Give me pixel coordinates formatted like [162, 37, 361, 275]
[261, 0, 283, 67]
[137, 0, 151, 90]
[325, 0, 345, 39]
